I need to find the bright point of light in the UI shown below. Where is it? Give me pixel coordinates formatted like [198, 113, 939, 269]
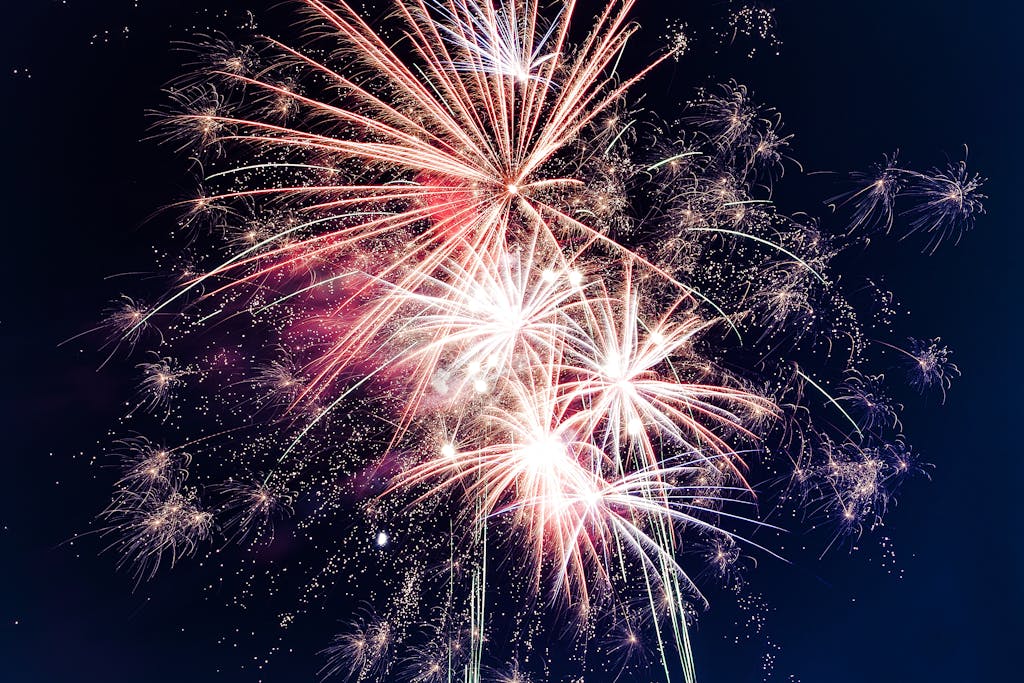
[473, 378, 488, 393]
[376, 531, 389, 547]
[650, 331, 665, 346]
[580, 486, 602, 508]
[603, 354, 626, 379]
[567, 270, 583, 287]
[523, 436, 566, 465]
[441, 443, 456, 458]
[627, 418, 644, 434]
[541, 268, 557, 283]
[467, 360, 482, 375]
[507, 183, 519, 195]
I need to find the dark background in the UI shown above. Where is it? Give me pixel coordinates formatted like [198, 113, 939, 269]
[2, 1, 1021, 681]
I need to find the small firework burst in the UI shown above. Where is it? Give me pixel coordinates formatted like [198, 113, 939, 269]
[838, 371, 903, 433]
[903, 160, 987, 253]
[218, 479, 294, 546]
[699, 535, 744, 586]
[829, 152, 906, 235]
[320, 611, 396, 682]
[100, 483, 213, 584]
[113, 436, 190, 493]
[902, 337, 961, 402]
[135, 354, 188, 416]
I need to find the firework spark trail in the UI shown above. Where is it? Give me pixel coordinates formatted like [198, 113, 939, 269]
[83, 1, 984, 680]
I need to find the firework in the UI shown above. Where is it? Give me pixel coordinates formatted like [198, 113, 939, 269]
[80, 1, 983, 681]
[894, 337, 961, 403]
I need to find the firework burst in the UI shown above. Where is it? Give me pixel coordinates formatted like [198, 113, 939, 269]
[78, 1, 983, 680]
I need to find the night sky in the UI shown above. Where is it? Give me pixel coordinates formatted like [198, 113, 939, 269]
[2, 1, 1022, 681]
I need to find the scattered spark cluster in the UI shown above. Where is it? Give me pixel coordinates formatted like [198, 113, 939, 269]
[720, 5, 781, 58]
[76, 1, 983, 680]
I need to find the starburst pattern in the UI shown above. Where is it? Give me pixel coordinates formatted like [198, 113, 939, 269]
[77, 2, 982, 681]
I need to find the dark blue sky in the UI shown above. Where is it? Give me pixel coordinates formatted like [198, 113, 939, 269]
[2, 1, 1021, 681]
